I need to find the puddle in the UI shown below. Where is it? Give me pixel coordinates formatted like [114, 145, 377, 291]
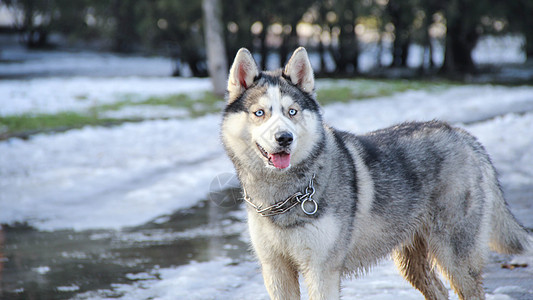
[0, 188, 247, 299]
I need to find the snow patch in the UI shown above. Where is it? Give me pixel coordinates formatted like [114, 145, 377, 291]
[99, 105, 189, 119]
[57, 285, 80, 292]
[83, 257, 520, 300]
[125, 272, 157, 281]
[0, 77, 210, 116]
[33, 266, 51, 275]
[0, 116, 231, 230]
[1, 84, 533, 230]
[0, 50, 175, 78]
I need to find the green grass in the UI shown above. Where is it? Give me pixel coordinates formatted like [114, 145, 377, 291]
[0, 79, 457, 139]
[316, 79, 456, 105]
[0, 112, 126, 138]
[95, 91, 223, 118]
[0, 92, 223, 139]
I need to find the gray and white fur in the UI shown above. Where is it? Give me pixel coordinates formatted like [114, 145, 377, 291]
[221, 47, 531, 300]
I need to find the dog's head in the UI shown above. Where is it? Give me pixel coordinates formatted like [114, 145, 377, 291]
[221, 47, 323, 171]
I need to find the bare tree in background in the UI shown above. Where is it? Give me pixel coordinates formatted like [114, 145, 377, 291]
[202, 0, 228, 97]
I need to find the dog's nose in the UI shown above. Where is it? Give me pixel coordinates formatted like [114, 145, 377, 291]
[275, 131, 293, 147]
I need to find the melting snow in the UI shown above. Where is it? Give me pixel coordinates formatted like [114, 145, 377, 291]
[1, 46, 532, 298]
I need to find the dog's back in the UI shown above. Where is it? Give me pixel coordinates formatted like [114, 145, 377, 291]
[338, 121, 531, 299]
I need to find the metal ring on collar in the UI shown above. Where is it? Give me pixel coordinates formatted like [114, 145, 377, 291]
[301, 198, 318, 215]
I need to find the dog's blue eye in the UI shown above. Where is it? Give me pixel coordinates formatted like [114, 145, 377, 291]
[254, 110, 264, 117]
[289, 109, 297, 116]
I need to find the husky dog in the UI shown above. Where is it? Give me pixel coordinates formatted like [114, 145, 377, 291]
[221, 47, 531, 300]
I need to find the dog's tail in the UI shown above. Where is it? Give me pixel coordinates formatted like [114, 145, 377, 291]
[488, 174, 531, 254]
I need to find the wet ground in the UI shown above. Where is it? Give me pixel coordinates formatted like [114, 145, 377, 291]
[483, 186, 533, 300]
[0, 188, 248, 299]
[1, 185, 532, 299]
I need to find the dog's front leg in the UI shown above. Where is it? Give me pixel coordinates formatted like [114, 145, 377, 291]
[303, 266, 341, 300]
[248, 217, 300, 299]
[260, 257, 300, 300]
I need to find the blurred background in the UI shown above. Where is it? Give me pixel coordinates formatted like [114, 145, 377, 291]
[1, 1, 533, 299]
[1, 0, 533, 82]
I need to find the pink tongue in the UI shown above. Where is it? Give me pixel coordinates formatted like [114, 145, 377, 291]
[269, 152, 291, 169]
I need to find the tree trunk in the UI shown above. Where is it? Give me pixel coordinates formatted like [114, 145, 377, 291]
[279, 37, 289, 69]
[424, 28, 436, 69]
[391, 31, 410, 67]
[279, 21, 299, 68]
[333, 5, 358, 75]
[112, 0, 137, 53]
[319, 39, 326, 74]
[387, 1, 412, 67]
[22, 0, 35, 48]
[202, 0, 228, 97]
[441, 19, 478, 73]
[259, 20, 268, 71]
[525, 33, 533, 61]
[400, 37, 410, 67]
[376, 30, 383, 68]
[441, 0, 479, 74]
[421, 1, 439, 70]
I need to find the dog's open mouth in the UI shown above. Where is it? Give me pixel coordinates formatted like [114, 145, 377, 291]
[256, 143, 291, 169]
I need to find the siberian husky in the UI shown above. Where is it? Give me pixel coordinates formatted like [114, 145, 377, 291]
[220, 47, 531, 300]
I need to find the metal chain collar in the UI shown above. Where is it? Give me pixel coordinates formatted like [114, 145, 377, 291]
[243, 174, 318, 217]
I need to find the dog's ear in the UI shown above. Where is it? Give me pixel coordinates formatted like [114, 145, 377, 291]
[227, 48, 259, 102]
[284, 47, 314, 93]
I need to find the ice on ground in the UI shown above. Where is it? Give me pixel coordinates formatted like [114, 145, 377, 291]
[1, 83, 533, 231]
[493, 286, 528, 294]
[56, 285, 80, 292]
[0, 116, 231, 230]
[0, 35, 525, 77]
[323, 85, 533, 131]
[33, 266, 51, 275]
[0, 77, 211, 116]
[0, 50, 176, 78]
[473, 35, 526, 65]
[467, 113, 533, 187]
[125, 272, 157, 281]
[98, 105, 189, 119]
[80, 256, 515, 300]
[87, 219, 246, 245]
[271, 35, 525, 71]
